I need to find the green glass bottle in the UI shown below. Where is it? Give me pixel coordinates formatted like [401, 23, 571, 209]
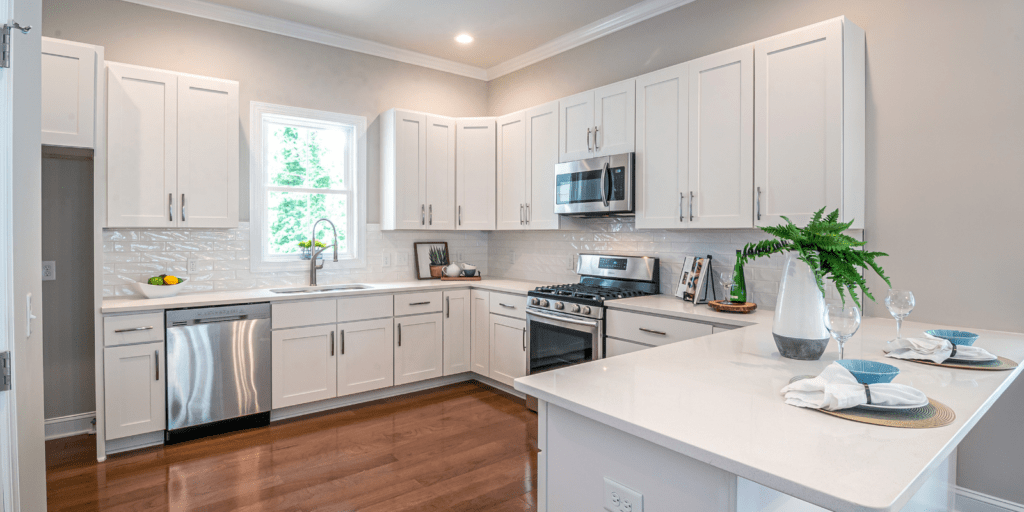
[730, 250, 747, 303]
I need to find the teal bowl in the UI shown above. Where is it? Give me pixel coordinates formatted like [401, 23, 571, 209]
[925, 329, 979, 346]
[836, 360, 900, 384]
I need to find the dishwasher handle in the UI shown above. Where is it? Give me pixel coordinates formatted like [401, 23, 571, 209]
[194, 315, 249, 324]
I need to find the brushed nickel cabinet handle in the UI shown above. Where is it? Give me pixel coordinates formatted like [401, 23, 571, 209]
[114, 326, 153, 333]
[639, 327, 667, 336]
[181, 194, 186, 222]
[522, 328, 527, 350]
[690, 191, 695, 221]
[409, 301, 431, 306]
[330, 331, 335, 356]
[154, 351, 160, 381]
[421, 204, 425, 225]
[594, 126, 600, 151]
[340, 330, 345, 355]
[397, 323, 401, 347]
[499, 303, 515, 309]
[429, 204, 433, 225]
[446, 296, 450, 318]
[168, 193, 173, 222]
[458, 205, 462, 226]
[679, 192, 684, 222]
[756, 187, 762, 221]
[526, 203, 530, 224]
[587, 127, 592, 151]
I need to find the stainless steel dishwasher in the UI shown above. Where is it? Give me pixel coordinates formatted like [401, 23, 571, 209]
[165, 303, 271, 443]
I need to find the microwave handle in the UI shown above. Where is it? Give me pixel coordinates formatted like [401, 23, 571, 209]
[600, 161, 610, 207]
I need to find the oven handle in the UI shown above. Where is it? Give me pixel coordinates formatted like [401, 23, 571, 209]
[599, 161, 610, 207]
[527, 309, 599, 328]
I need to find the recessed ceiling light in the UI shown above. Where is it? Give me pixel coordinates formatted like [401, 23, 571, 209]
[455, 34, 474, 44]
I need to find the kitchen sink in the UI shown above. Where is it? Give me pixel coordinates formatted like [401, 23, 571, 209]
[269, 284, 373, 294]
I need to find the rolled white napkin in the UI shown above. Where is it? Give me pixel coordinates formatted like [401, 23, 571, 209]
[884, 335, 996, 364]
[780, 363, 928, 411]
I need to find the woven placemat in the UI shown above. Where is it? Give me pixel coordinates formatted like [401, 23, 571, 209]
[903, 356, 1017, 371]
[787, 376, 955, 429]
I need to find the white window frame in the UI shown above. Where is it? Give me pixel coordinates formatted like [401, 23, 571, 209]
[250, 101, 367, 272]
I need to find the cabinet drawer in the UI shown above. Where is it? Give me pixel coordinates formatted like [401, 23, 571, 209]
[606, 337, 653, 358]
[273, 299, 337, 329]
[489, 292, 527, 320]
[104, 313, 164, 347]
[606, 309, 713, 346]
[338, 294, 393, 323]
[395, 291, 443, 316]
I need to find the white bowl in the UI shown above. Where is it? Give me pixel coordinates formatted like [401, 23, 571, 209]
[131, 278, 188, 299]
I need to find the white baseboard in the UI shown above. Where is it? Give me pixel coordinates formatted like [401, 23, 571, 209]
[105, 430, 164, 455]
[471, 374, 525, 399]
[45, 412, 96, 440]
[957, 486, 1024, 512]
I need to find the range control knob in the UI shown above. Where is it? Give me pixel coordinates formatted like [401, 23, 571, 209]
[581, 306, 591, 315]
[530, 297, 540, 305]
[555, 302, 565, 310]
[571, 304, 581, 313]
[540, 299, 549, 307]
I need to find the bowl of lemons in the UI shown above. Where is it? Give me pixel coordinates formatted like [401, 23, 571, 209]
[132, 274, 188, 299]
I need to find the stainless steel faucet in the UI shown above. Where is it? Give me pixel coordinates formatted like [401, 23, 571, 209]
[309, 218, 339, 286]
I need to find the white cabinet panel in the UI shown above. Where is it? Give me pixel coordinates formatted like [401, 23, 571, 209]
[489, 292, 527, 320]
[107, 63, 177, 228]
[177, 75, 239, 228]
[272, 299, 337, 329]
[496, 112, 528, 230]
[688, 46, 754, 228]
[456, 118, 496, 230]
[558, 90, 595, 163]
[382, 109, 427, 230]
[605, 337, 652, 358]
[425, 115, 456, 230]
[593, 79, 635, 157]
[606, 309, 713, 346]
[394, 313, 444, 385]
[443, 290, 472, 376]
[104, 342, 165, 440]
[337, 294, 393, 322]
[337, 318, 394, 397]
[489, 314, 527, 387]
[272, 325, 337, 408]
[395, 291, 443, 316]
[524, 101, 560, 230]
[471, 290, 490, 376]
[103, 312, 164, 347]
[636, 63, 689, 229]
[41, 38, 97, 148]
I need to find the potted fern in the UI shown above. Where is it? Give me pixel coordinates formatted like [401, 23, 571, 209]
[738, 208, 890, 360]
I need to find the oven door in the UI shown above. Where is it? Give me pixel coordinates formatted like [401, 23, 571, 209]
[553, 153, 634, 216]
[526, 308, 603, 375]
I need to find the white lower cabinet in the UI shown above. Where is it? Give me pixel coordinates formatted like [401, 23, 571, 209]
[443, 290, 472, 376]
[337, 318, 394, 397]
[471, 290, 491, 375]
[104, 342, 165, 440]
[272, 324, 337, 409]
[489, 314, 527, 387]
[394, 313, 444, 386]
[605, 337, 653, 358]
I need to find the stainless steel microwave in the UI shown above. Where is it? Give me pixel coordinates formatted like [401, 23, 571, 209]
[553, 153, 634, 217]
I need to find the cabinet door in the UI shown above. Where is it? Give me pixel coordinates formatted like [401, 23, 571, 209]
[471, 290, 490, 375]
[688, 46, 754, 229]
[177, 75, 239, 228]
[496, 112, 528, 230]
[104, 343, 165, 440]
[337, 318, 394, 397]
[593, 79, 635, 157]
[107, 63, 177, 228]
[635, 63, 688, 229]
[41, 38, 96, 148]
[524, 101, 560, 230]
[489, 315, 527, 387]
[558, 90, 595, 162]
[755, 19, 844, 227]
[394, 313, 444, 386]
[606, 338, 652, 358]
[443, 290, 472, 376]
[456, 118, 496, 230]
[272, 325, 337, 408]
[425, 115, 456, 230]
[392, 109, 428, 229]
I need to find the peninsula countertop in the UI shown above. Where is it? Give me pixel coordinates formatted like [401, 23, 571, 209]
[514, 313, 1024, 512]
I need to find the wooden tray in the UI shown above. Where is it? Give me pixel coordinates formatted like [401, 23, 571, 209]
[440, 275, 482, 281]
[708, 300, 757, 313]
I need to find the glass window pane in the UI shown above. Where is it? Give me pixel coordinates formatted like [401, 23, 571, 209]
[265, 122, 350, 190]
[267, 191, 348, 255]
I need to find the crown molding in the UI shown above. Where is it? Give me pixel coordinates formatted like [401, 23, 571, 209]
[484, 0, 696, 80]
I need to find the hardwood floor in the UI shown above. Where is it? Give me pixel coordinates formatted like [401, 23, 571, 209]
[45, 382, 538, 511]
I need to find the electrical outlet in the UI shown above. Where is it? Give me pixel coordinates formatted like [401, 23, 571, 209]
[188, 259, 198, 273]
[604, 478, 643, 512]
[41, 261, 56, 281]
[382, 253, 392, 267]
[396, 253, 409, 266]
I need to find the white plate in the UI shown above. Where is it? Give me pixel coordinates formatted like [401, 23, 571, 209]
[855, 401, 929, 412]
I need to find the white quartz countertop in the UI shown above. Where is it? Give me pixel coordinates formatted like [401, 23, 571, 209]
[515, 314, 1024, 512]
[606, 294, 775, 327]
[101, 278, 547, 314]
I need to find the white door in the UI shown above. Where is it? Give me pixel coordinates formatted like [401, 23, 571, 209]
[106, 62, 177, 228]
[558, 90, 594, 162]
[524, 101, 560, 230]
[755, 19, 843, 227]
[443, 290, 472, 375]
[489, 315, 527, 387]
[393, 109, 427, 229]
[470, 290, 490, 376]
[272, 325, 337, 408]
[688, 46, 754, 229]
[103, 343, 166, 440]
[593, 79, 635, 157]
[496, 111, 527, 230]
[394, 313, 443, 385]
[425, 115, 456, 229]
[177, 75, 239, 228]
[635, 63, 689, 229]
[455, 118, 496, 230]
[41, 38, 96, 148]
[337, 318, 394, 397]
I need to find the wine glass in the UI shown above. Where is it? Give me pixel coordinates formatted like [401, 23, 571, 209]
[824, 304, 861, 360]
[719, 270, 735, 302]
[885, 290, 915, 341]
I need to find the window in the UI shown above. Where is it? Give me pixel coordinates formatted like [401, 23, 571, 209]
[250, 102, 366, 271]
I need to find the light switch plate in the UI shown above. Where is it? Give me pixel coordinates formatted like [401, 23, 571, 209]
[396, 253, 409, 266]
[188, 259, 198, 273]
[382, 253, 392, 267]
[604, 477, 643, 512]
[42, 261, 56, 281]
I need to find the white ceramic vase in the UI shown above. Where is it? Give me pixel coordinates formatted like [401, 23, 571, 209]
[772, 252, 830, 360]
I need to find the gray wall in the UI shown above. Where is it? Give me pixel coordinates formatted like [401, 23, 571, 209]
[42, 0, 490, 224]
[488, 0, 1024, 502]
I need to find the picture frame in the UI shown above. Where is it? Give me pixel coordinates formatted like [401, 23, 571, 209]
[676, 255, 709, 304]
[413, 242, 449, 280]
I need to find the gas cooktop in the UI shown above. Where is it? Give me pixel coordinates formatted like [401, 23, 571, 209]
[531, 283, 654, 303]
[526, 254, 660, 318]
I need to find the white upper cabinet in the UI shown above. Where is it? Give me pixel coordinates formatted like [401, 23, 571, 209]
[754, 17, 864, 228]
[524, 101, 560, 230]
[425, 115, 456, 229]
[41, 38, 100, 149]
[687, 46, 754, 228]
[381, 109, 456, 230]
[559, 79, 635, 163]
[558, 89, 595, 162]
[635, 62, 689, 229]
[456, 118, 496, 230]
[177, 75, 239, 228]
[496, 111, 527, 230]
